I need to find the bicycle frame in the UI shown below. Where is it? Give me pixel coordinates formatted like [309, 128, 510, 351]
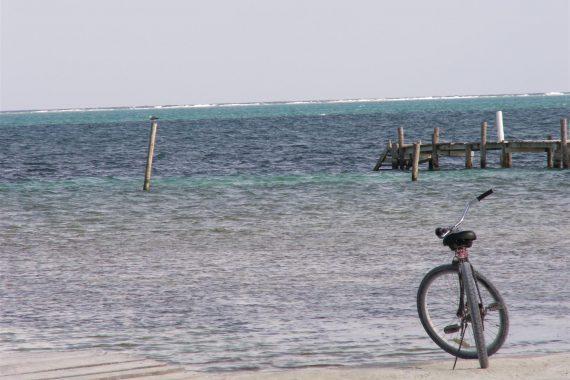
[439, 190, 495, 353]
[418, 189, 507, 370]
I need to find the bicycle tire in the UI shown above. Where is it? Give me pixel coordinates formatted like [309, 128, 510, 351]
[417, 264, 509, 361]
[462, 262, 488, 368]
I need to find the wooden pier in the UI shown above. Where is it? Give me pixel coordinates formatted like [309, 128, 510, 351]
[373, 118, 569, 180]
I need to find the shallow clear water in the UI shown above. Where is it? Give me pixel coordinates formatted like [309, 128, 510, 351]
[1, 95, 569, 371]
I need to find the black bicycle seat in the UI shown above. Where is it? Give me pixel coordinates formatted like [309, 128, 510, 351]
[443, 230, 477, 250]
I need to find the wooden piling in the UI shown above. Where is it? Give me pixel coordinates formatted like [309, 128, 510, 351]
[546, 134, 554, 168]
[411, 141, 421, 181]
[391, 142, 398, 169]
[398, 127, 405, 169]
[480, 122, 487, 168]
[143, 116, 159, 191]
[500, 142, 512, 168]
[500, 142, 507, 168]
[562, 118, 569, 169]
[373, 140, 391, 171]
[429, 127, 439, 171]
[465, 144, 473, 169]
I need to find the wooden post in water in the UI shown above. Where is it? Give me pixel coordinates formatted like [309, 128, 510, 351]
[500, 142, 512, 168]
[429, 127, 439, 170]
[480, 122, 487, 168]
[143, 116, 159, 191]
[411, 141, 421, 181]
[398, 127, 405, 170]
[391, 142, 398, 169]
[546, 134, 554, 169]
[465, 144, 473, 169]
[562, 118, 569, 169]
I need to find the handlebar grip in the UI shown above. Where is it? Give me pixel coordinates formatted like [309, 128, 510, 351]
[476, 189, 494, 201]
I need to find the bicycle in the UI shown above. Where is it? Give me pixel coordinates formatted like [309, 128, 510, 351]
[417, 189, 509, 369]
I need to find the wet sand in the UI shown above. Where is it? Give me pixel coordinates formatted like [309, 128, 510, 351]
[192, 353, 570, 380]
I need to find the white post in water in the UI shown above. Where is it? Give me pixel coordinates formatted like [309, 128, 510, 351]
[496, 111, 505, 142]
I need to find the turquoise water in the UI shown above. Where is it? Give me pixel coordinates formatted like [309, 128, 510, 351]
[1, 95, 569, 371]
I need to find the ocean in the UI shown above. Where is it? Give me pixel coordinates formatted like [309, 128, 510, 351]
[1, 94, 569, 372]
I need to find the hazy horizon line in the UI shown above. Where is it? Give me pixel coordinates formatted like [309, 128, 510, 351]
[1, 90, 568, 114]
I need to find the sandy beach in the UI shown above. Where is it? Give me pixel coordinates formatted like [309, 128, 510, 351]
[192, 353, 570, 380]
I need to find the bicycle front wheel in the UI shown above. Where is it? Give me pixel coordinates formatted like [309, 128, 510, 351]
[417, 264, 509, 361]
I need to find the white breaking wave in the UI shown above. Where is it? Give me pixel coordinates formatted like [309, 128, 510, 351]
[220, 102, 262, 107]
[188, 104, 217, 108]
[26, 107, 118, 114]
[2, 92, 568, 115]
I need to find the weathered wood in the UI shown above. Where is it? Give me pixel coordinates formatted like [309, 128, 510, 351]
[547, 134, 554, 168]
[391, 141, 398, 169]
[399, 140, 562, 156]
[411, 141, 421, 181]
[561, 118, 569, 169]
[143, 116, 159, 191]
[508, 141, 560, 149]
[437, 149, 472, 157]
[500, 141, 512, 168]
[398, 127, 405, 170]
[465, 144, 473, 168]
[429, 127, 440, 171]
[508, 147, 550, 153]
[480, 121, 487, 168]
[383, 121, 567, 178]
[400, 140, 563, 156]
[373, 140, 391, 171]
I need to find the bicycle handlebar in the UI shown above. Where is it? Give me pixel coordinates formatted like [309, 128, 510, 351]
[435, 189, 494, 239]
[476, 189, 493, 201]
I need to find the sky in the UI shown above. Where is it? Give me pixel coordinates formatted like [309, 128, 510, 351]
[1, 0, 569, 111]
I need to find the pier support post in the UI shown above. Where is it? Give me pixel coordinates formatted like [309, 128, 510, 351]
[412, 141, 421, 181]
[562, 118, 569, 169]
[391, 141, 398, 169]
[429, 127, 439, 171]
[500, 142, 512, 168]
[480, 122, 487, 168]
[143, 116, 159, 191]
[465, 144, 473, 169]
[398, 127, 405, 170]
[547, 134, 554, 169]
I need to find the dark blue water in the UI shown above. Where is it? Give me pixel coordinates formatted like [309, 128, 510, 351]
[1, 95, 569, 372]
